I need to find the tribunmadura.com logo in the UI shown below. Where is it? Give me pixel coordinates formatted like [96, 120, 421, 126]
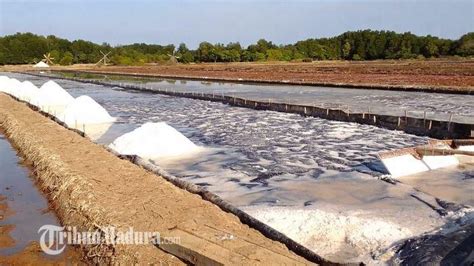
[38, 225, 180, 255]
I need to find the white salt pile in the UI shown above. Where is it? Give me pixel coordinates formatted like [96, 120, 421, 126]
[17, 81, 39, 102]
[60, 95, 116, 127]
[244, 206, 414, 263]
[31, 80, 74, 114]
[0, 78, 21, 96]
[9, 79, 24, 98]
[0, 76, 11, 93]
[109, 122, 200, 159]
[33, 61, 49, 68]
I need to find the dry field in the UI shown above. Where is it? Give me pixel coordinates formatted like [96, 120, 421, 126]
[3, 59, 474, 92]
[40, 59, 474, 92]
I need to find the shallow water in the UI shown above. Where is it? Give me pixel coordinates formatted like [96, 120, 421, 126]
[0, 134, 60, 256]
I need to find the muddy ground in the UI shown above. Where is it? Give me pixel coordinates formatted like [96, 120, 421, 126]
[10, 59, 471, 92]
[0, 195, 83, 265]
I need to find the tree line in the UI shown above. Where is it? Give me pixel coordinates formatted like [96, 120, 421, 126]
[0, 30, 472, 65]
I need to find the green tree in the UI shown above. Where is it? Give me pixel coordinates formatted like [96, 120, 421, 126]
[342, 41, 351, 59]
[0, 31, 470, 65]
[423, 37, 439, 57]
[59, 51, 73, 65]
[196, 42, 215, 62]
[176, 43, 194, 63]
[454, 33, 474, 56]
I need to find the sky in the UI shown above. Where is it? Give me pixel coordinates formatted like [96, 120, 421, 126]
[0, 0, 472, 48]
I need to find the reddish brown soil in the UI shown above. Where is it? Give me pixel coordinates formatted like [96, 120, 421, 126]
[0, 196, 15, 249]
[0, 241, 84, 266]
[0, 224, 15, 249]
[0, 195, 83, 265]
[69, 59, 474, 92]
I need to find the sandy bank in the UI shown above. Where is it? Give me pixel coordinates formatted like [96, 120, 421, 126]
[0, 93, 311, 265]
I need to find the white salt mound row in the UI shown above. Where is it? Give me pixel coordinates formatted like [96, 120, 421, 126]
[109, 122, 200, 159]
[17, 81, 39, 102]
[31, 80, 74, 114]
[244, 206, 413, 262]
[60, 95, 116, 127]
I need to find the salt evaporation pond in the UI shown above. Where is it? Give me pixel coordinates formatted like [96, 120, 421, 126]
[4, 72, 474, 263]
[54, 72, 474, 123]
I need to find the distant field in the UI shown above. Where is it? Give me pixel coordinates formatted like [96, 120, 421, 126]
[4, 59, 474, 92]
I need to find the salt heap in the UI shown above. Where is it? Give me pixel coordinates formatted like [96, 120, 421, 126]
[17, 81, 39, 102]
[9, 78, 23, 97]
[109, 122, 200, 159]
[60, 95, 116, 127]
[31, 80, 74, 114]
[0, 78, 21, 96]
[0, 76, 10, 93]
[33, 61, 49, 68]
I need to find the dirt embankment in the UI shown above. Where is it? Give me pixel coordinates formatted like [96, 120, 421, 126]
[9, 59, 471, 93]
[0, 94, 311, 265]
